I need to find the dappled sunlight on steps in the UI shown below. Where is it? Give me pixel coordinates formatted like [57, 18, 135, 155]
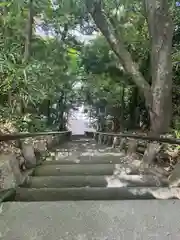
[6, 136, 180, 201]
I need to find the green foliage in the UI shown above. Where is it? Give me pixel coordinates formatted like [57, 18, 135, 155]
[0, 0, 81, 132]
[77, 0, 179, 131]
[0, 0, 180, 134]
[79, 29, 149, 130]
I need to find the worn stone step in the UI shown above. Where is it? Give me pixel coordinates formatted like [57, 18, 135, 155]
[2, 201, 180, 239]
[14, 187, 180, 201]
[33, 164, 116, 176]
[70, 135, 90, 140]
[33, 163, 164, 177]
[24, 175, 169, 188]
[43, 155, 125, 165]
[50, 152, 125, 158]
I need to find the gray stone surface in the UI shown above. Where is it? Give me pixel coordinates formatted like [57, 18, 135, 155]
[43, 156, 125, 165]
[14, 187, 180, 201]
[1, 201, 180, 239]
[21, 142, 36, 169]
[169, 161, 180, 187]
[26, 174, 168, 188]
[0, 154, 22, 189]
[45, 135, 54, 149]
[33, 164, 115, 176]
[33, 139, 47, 155]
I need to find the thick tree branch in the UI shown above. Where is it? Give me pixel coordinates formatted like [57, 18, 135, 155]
[85, 0, 152, 105]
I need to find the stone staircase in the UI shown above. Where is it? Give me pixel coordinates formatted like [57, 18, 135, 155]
[9, 135, 178, 201]
[2, 135, 180, 239]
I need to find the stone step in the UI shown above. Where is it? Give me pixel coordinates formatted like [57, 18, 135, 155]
[33, 163, 166, 177]
[2, 201, 180, 239]
[71, 139, 91, 143]
[50, 151, 124, 157]
[70, 135, 90, 140]
[33, 163, 147, 176]
[33, 164, 116, 176]
[43, 155, 125, 165]
[24, 175, 169, 188]
[50, 150, 120, 158]
[14, 187, 180, 201]
[0, 189, 16, 202]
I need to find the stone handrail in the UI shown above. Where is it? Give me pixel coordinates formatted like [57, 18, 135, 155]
[92, 131, 180, 181]
[94, 131, 180, 145]
[0, 131, 71, 141]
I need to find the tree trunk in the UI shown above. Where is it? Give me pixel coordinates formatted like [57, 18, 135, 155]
[24, 0, 33, 62]
[112, 116, 120, 132]
[86, 0, 173, 135]
[19, 0, 34, 116]
[47, 99, 51, 125]
[120, 85, 125, 130]
[144, 0, 173, 134]
[128, 87, 139, 129]
[58, 95, 65, 131]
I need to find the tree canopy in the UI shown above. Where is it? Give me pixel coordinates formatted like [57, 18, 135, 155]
[0, 0, 179, 137]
